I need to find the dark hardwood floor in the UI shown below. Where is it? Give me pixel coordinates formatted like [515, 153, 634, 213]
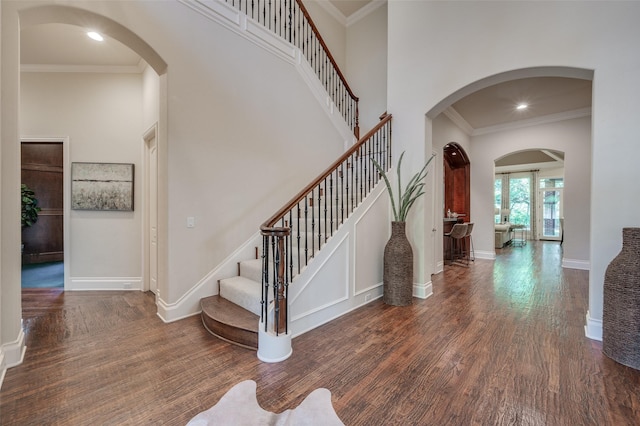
[1, 241, 639, 425]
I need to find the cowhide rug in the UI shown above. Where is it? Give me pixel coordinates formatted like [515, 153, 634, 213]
[187, 380, 344, 425]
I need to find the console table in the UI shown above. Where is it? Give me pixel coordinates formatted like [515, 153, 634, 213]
[511, 224, 527, 247]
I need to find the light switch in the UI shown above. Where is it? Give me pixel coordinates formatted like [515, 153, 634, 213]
[187, 217, 195, 228]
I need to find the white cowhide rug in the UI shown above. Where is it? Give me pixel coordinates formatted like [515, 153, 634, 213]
[187, 380, 345, 425]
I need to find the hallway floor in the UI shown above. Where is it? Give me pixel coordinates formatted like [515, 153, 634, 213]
[21, 261, 63, 288]
[2, 242, 639, 425]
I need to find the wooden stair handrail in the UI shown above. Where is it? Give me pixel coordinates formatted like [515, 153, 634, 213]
[295, 0, 358, 102]
[261, 114, 392, 233]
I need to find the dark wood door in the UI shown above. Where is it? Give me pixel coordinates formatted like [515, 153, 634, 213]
[21, 142, 64, 264]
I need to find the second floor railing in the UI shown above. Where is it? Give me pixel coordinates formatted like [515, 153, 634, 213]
[223, 0, 360, 137]
[260, 114, 392, 336]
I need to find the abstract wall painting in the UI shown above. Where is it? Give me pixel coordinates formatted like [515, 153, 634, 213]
[71, 162, 134, 211]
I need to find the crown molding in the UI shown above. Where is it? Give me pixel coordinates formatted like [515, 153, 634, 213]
[314, 1, 347, 26]
[314, 0, 387, 27]
[443, 106, 474, 135]
[21, 60, 146, 74]
[346, 0, 386, 27]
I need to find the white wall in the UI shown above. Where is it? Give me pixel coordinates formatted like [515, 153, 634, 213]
[346, 2, 387, 133]
[388, 1, 640, 339]
[21, 72, 144, 287]
[432, 113, 471, 268]
[471, 116, 591, 265]
[142, 64, 159, 131]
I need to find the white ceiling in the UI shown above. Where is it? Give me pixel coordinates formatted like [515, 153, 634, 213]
[20, 12, 592, 171]
[21, 23, 142, 69]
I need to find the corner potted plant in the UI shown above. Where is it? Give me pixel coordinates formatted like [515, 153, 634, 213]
[21, 184, 41, 254]
[21, 184, 41, 229]
[372, 152, 435, 306]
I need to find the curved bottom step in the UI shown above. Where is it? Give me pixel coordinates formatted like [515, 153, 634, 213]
[201, 295, 259, 350]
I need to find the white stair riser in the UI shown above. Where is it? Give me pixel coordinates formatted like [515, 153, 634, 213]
[219, 276, 262, 316]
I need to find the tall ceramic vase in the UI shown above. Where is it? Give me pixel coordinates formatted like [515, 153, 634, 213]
[383, 221, 413, 306]
[603, 227, 640, 370]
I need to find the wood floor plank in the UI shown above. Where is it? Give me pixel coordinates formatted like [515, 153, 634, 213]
[1, 241, 639, 425]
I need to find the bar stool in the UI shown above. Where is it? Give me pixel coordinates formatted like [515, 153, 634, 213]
[464, 222, 475, 262]
[444, 223, 467, 264]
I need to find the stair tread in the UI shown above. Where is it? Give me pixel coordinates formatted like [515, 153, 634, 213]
[201, 295, 259, 331]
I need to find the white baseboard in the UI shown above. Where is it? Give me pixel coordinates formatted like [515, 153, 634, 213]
[1, 325, 27, 389]
[0, 350, 5, 390]
[68, 277, 142, 291]
[413, 281, 433, 299]
[562, 258, 590, 270]
[585, 310, 602, 341]
[474, 250, 496, 260]
[1, 327, 26, 374]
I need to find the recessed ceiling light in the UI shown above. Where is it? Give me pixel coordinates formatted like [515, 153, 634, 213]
[516, 103, 528, 110]
[87, 31, 104, 42]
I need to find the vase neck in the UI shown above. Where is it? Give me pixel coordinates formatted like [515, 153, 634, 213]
[622, 228, 640, 251]
[391, 221, 406, 233]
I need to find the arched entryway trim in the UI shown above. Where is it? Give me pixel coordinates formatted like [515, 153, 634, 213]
[19, 5, 167, 75]
[426, 66, 593, 119]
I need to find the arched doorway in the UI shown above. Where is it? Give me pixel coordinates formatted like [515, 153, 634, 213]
[443, 142, 470, 221]
[427, 67, 592, 268]
[16, 7, 167, 295]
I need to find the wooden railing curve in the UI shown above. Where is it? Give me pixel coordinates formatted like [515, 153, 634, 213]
[222, 0, 360, 138]
[260, 114, 392, 335]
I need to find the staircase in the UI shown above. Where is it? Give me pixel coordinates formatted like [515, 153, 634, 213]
[198, 0, 391, 353]
[201, 258, 262, 349]
[201, 200, 332, 349]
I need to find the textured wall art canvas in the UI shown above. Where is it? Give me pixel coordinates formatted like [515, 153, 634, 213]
[71, 162, 134, 211]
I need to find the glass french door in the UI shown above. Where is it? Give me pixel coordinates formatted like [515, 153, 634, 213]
[540, 188, 563, 240]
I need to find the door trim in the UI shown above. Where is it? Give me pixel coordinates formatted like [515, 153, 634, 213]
[143, 123, 159, 294]
[20, 137, 70, 289]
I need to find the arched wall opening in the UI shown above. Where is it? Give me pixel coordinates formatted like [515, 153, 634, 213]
[19, 5, 167, 74]
[427, 66, 591, 272]
[17, 5, 169, 297]
[494, 148, 566, 245]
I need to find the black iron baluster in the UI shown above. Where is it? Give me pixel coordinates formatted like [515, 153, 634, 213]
[317, 185, 322, 248]
[288, 209, 294, 280]
[261, 234, 269, 331]
[353, 150, 359, 208]
[304, 196, 309, 266]
[347, 159, 351, 214]
[322, 180, 327, 243]
[350, 153, 355, 210]
[310, 188, 315, 258]
[296, 203, 301, 274]
[287, 0, 292, 43]
[330, 172, 335, 236]
[273, 236, 281, 336]
[339, 163, 345, 224]
[359, 145, 364, 204]
[367, 138, 372, 192]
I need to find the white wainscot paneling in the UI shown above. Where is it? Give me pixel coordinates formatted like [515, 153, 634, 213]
[290, 235, 349, 321]
[354, 192, 388, 295]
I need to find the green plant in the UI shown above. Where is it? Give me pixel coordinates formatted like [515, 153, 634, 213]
[21, 184, 41, 228]
[372, 151, 435, 222]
